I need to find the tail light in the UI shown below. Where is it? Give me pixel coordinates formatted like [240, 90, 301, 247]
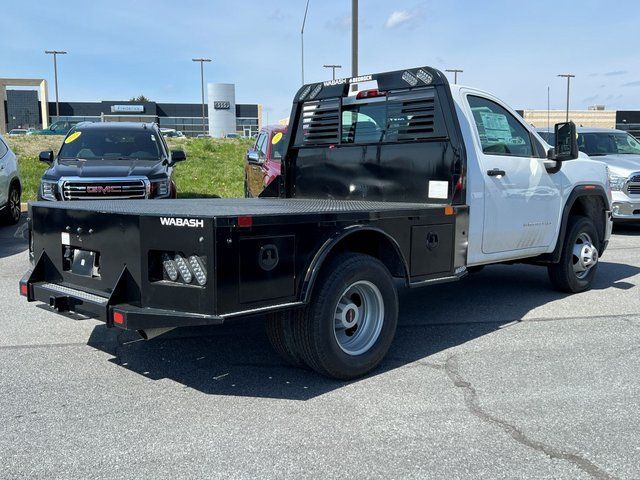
[151, 251, 207, 287]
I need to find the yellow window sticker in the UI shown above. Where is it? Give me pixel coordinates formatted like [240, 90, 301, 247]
[272, 132, 283, 145]
[65, 131, 82, 144]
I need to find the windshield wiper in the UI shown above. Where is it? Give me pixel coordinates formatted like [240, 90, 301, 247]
[586, 153, 608, 156]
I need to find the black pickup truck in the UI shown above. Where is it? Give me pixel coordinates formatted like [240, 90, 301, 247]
[37, 122, 185, 201]
[20, 66, 610, 379]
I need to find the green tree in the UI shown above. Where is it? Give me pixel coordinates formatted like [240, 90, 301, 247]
[130, 95, 150, 103]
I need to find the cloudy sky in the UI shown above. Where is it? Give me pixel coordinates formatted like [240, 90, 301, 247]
[1, 0, 639, 121]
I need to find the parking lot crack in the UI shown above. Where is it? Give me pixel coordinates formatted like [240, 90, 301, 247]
[444, 354, 617, 480]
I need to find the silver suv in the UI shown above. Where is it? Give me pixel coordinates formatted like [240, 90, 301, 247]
[538, 127, 640, 222]
[0, 133, 21, 225]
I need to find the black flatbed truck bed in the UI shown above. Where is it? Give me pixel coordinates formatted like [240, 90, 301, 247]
[22, 197, 468, 327]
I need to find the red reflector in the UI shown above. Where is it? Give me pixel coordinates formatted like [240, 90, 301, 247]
[585, 185, 596, 190]
[238, 215, 253, 228]
[20, 283, 28, 296]
[113, 311, 125, 325]
[356, 89, 386, 100]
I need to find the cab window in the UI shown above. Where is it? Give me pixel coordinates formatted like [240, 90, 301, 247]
[341, 102, 386, 144]
[468, 95, 533, 157]
[0, 138, 8, 158]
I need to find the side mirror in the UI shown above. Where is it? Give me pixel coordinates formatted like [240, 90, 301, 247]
[548, 121, 578, 161]
[39, 150, 54, 164]
[170, 150, 186, 165]
[247, 150, 262, 164]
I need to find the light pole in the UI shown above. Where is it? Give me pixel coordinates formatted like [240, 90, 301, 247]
[301, 0, 310, 85]
[45, 50, 67, 121]
[445, 69, 463, 84]
[323, 64, 342, 80]
[192, 58, 212, 136]
[547, 86, 550, 133]
[557, 73, 575, 122]
[351, 0, 358, 91]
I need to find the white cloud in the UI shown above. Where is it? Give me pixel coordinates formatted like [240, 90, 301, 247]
[385, 10, 417, 28]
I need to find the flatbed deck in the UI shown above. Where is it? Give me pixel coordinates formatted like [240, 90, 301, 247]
[30, 198, 445, 218]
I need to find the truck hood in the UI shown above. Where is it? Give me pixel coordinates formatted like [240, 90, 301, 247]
[43, 158, 168, 181]
[593, 154, 640, 177]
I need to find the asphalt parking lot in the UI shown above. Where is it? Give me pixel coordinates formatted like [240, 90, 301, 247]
[1, 217, 639, 479]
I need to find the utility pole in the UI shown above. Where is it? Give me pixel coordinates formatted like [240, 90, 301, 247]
[45, 50, 67, 121]
[323, 64, 342, 80]
[301, 0, 310, 85]
[351, 0, 358, 91]
[557, 74, 575, 122]
[192, 58, 212, 136]
[445, 69, 463, 84]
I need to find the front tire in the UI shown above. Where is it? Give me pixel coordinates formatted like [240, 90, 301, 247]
[293, 253, 398, 380]
[548, 216, 599, 293]
[1, 183, 21, 225]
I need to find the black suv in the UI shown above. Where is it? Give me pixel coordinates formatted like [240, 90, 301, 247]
[38, 122, 186, 201]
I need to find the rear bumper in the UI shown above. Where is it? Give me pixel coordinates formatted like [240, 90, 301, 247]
[20, 279, 223, 331]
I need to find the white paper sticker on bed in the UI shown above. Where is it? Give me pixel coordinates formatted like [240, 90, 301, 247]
[428, 181, 449, 199]
[61, 232, 70, 245]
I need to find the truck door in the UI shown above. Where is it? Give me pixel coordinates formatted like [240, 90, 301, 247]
[466, 94, 561, 255]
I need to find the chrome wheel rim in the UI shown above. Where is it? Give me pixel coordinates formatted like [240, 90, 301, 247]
[9, 187, 20, 221]
[572, 232, 598, 279]
[333, 280, 384, 356]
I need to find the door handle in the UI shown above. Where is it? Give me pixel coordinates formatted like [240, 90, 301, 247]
[487, 168, 506, 177]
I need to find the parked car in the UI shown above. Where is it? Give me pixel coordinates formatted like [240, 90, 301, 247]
[537, 127, 640, 222]
[244, 125, 287, 197]
[225, 133, 241, 139]
[21, 66, 611, 380]
[37, 122, 185, 201]
[28, 120, 82, 136]
[0, 133, 22, 225]
[8, 129, 28, 136]
[160, 128, 185, 138]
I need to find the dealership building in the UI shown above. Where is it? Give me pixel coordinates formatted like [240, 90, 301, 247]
[1, 80, 262, 137]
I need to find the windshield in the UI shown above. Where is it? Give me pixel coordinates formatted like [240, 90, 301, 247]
[59, 128, 162, 160]
[271, 131, 286, 160]
[577, 132, 640, 156]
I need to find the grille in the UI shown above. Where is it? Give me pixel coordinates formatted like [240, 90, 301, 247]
[626, 173, 640, 196]
[62, 179, 148, 200]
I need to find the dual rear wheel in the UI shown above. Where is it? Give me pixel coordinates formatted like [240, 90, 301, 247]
[266, 253, 398, 380]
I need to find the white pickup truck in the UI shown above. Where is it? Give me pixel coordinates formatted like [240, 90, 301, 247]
[22, 66, 613, 379]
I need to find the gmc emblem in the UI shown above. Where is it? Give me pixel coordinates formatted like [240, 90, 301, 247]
[86, 185, 122, 194]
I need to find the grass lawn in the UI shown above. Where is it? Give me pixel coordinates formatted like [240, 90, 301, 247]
[5, 135, 252, 202]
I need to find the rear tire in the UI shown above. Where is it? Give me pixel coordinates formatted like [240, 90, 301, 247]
[292, 253, 398, 380]
[548, 216, 599, 293]
[266, 311, 305, 368]
[1, 183, 21, 226]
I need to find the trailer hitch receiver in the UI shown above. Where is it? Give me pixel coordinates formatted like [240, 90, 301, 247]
[49, 295, 70, 312]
